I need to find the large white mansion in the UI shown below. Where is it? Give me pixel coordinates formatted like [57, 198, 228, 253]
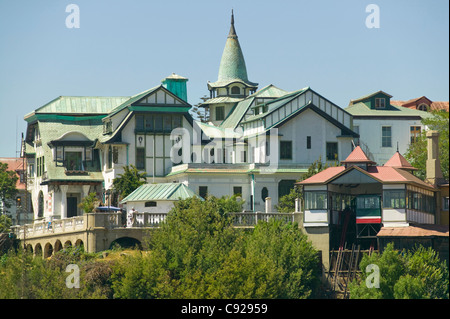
[21, 12, 435, 222]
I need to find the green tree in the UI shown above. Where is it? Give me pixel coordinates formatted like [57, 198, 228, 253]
[405, 110, 449, 181]
[78, 192, 100, 213]
[112, 165, 147, 200]
[0, 247, 115, 299]
[349, 243, 449, 299]
[0, 214, 12, 233]
[111, 195, 320, 299]
[0, 162, 18, 215]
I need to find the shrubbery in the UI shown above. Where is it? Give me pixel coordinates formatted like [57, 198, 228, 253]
[348, 243, 449, 299]
[0, 196, 321, 299]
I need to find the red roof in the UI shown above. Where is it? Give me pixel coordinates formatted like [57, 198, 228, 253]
[340, 146, 376, 164]
[383, 151, 417, 171]
[391, 97, 449, 112]
[298, 166, 346, 184]
[298, 163, 434, 190]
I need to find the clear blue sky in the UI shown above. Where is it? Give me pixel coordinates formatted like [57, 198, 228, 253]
[0, 0, 448, 157]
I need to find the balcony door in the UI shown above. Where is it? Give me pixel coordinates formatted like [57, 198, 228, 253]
[67, 196, 78, 218]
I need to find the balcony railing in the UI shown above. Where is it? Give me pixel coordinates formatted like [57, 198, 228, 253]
[12, 212, 302, 239]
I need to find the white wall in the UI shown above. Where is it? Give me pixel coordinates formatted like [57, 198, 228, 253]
[277, 108, 349, 164]
[354, 118, 424, 165]
[127, 200, 175, 214]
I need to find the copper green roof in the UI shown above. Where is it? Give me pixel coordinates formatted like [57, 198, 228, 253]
[219, 85, 290, 129]
[24, 96, 129, 122]
[120, 183, 198, 203]
[349, 90, 393, 105]
[37, 121, 105, 183]
[241, 87, 309, 124]
[219, 97, 255, 129]
[346, 102, 433, 118]
[249, 84, 289, 99]
[209, 11, 257, 89]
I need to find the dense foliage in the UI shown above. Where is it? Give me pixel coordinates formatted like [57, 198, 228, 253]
[348, 243, 449, 299]
[405, 110, 449, 181]
[111, 196, 320, 299]
[112, 165, 147, 200]
[0, 196, 321, 299]
[0, 162, 18, 215]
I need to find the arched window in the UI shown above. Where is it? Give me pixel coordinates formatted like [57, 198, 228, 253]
[231, 86, 240, 95]
[261, 187, 269, 202]
[417, 104, 428, 112]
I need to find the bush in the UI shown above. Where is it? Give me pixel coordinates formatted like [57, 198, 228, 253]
[111, 196, 320, 299]
[349, 243, 449, 299]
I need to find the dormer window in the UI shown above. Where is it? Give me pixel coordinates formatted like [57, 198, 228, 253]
[375, 98, 386, 109]
[231, 86, 240, 95]
[417, 103, 428, 112]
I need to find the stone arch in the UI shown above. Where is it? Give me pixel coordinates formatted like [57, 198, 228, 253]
[44, 242, 53, 258]
[54, 240, 63, 253]
[74, 239, 84, 251]
[35, 243, 43, 258]
[109, 237, 142, 250]
[64, 240, 72, 249]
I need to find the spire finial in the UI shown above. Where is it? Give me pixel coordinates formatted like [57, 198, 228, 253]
[228, 9, 237, 38]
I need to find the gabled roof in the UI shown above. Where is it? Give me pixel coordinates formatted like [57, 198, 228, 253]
[391, 97, 449, 112]
[249, 84, 289, 99]
[345, 101, 433, 119]
[120, 183, 198, 203]
[104, 85, 191, 120]
[104, 86, 160, 119]
[298, 146, 430, 188]
[241, 87, 309, 124]
[348, 90, 393, 105]
[298, 159, 435, 191]
[340, 146, 376, 165]
[383, 151, 417, 171]
[24, 96, 129, 122]
[219, 97, 255, 129]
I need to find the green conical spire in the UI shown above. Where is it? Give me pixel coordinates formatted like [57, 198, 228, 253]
[217, 10, 249, 82]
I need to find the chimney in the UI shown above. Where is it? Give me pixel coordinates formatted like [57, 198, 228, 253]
[426, 130, 444, 187]
[161, 73, 188, 102]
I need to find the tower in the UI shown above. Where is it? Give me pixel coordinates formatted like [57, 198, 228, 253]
[202, 10, 258, 126]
